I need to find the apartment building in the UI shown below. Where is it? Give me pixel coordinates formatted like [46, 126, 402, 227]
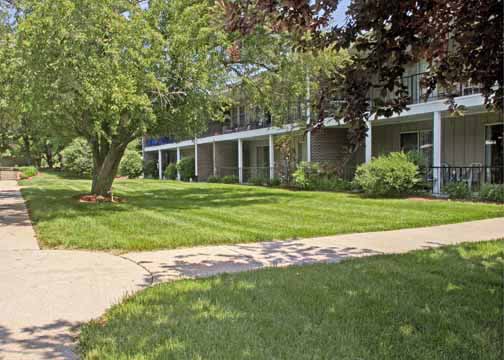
[143, 64, 503, 195]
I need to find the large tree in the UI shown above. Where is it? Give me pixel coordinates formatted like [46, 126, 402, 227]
[11, 0, 230, 196]
[221, 0, 503, 146]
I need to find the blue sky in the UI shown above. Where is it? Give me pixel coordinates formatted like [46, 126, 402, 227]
[333, 0, 351, 26]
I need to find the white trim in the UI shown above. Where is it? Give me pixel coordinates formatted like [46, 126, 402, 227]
[158, 150, 163, 180]
[176, 147, 181, 181]
[194, 139, 199, 178]
[365, 120, 372, 163]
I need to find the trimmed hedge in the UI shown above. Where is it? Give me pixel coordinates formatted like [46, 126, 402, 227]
[164, 163, 178, 180]
[176, 157, 195, 181]
[119, 151, 143, 179]
[480, 184, 504, 203]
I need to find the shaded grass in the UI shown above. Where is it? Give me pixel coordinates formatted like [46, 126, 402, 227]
[20, 172, 504, 251]
[79, 240, 504, 360]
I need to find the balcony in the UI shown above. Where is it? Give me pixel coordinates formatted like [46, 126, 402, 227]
[144, 137, 175, 147]
[401, 72, 483, 105]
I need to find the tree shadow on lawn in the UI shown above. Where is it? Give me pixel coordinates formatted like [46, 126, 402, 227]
[80, 243, 504, 360]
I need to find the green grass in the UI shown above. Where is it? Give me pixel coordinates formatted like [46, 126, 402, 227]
[79, 240, 504, 360]
[21, 172, 504, 251]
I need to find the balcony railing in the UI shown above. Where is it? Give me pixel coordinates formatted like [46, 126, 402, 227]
[401, 73, 483, 105]
[144, 137, 175, 147]
[429, 166, 504, 195]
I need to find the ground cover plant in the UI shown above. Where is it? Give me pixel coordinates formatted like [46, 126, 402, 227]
[79, 240, 504, 360]
[20, 172, 504, 251]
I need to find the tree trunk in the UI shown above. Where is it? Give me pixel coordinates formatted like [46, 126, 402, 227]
[90, 144, 127, 196]
[45, 144, 54, 169]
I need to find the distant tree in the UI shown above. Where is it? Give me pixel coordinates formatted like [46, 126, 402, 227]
[221, 0, 503, 146]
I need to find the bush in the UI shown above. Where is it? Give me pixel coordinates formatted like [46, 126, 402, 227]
[249, 176, 267, 186]
[479, 184, 504, 203]
[311, 177, 352, 192]
[18, 166, 38, 179]
[176, 157, 195, 181]
[144, 160, 158, 179]
[222, 175, 239, 184]
[61, 138, 93, 177]
[443, 182, 471, 200]
[119, 150, 143, 178]
[293, 162, 320, 190]
[207, 176, 221, 183]
[164, 163, 178, 180]
[267, 177, 282, 187]
[354, 152, 420, 197]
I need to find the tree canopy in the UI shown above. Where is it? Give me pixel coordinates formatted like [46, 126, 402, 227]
[221, 0, 503, 145]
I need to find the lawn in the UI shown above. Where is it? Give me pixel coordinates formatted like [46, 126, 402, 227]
[21, 172, 504, 251]
[79, 240, 504, 360]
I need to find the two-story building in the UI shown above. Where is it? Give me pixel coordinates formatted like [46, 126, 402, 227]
[143, 65, 503, 195]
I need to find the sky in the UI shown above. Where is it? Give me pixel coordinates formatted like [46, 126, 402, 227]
[333, 0, 351, 26]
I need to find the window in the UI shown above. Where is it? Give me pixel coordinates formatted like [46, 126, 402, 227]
[485, 124, 504, 167]
[400, 130, 433, 165]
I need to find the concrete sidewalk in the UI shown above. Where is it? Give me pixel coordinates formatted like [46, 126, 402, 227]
[124, 217, 504, 284]
[0, 182, 151, 360]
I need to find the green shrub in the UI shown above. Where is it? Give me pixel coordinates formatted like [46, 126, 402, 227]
[18, 166, 38, 179]
[207, 176, 221, 183]
[311, 177, 352, 192]
[479, 184, 504, 203]
[144, 160, 158, 179]
[354, 152, 420, 197]
[250, 176, 267, 186]
[176, 157, 195, 181]
[293, 162, 320, 190]
[443, 182, 471, 200]
[222, 175, 239, 184]
[119, 150, 143, 178]
[61, 138, 93, 177]
[267, 177, 282, 187]
[164, 163, 178, 180]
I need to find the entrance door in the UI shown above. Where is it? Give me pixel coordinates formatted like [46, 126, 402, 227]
[485, 124, 504, 183]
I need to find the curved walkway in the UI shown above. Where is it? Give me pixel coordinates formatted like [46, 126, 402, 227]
[0, 182, 151, 360]
[1, 180, 503, 359]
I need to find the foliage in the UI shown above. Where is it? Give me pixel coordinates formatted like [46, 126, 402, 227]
[11, 0, 232, 195]
[443, 182, 472, 200]
[354, 153, 420, 197]
[119, 151, 143, 179]
[310, 177, 352, 192]
[222, 0, 503, 145]
[60, 139, 93, 177]
[18, 166, 38, 179]
[292, 162, 320, 190]
[249, 176, 267, 186]
[207, 176, 221, 183]
[267, 177, 282, 187]
[164, 163, 178, 180]
[479, 184, 504, 203]
[176, 157, 195, 181]
[144, 160, 158, 179]
[221, 175, 239, 184]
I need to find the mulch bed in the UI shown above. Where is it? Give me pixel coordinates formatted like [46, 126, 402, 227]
[78, 194, 127, 204]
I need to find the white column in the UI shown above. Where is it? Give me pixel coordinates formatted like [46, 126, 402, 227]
[212, 141, 217, 177]
[158, 150, 163, 180]
[238, 139, 243, 184]
[176, 147, 181, 181]
[433, 111, 442, 195]
[194, 139, 199, 179]
[269, 135, 275, 180]
[306, 131, 312, 162]
[365, 120, 373, 163]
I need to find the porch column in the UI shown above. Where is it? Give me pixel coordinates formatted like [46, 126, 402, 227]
[176, 147, 181, 181]
[306, 131, 312, 162]
[194, 139, 199, 179]
[238, 139, 243, 184]
[365, 120, 373, 163]
[269, 135, 275, 180]
[212, 141, 217, 177]
[433, 111, 442, 195]
[158, 149, 163, 180]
